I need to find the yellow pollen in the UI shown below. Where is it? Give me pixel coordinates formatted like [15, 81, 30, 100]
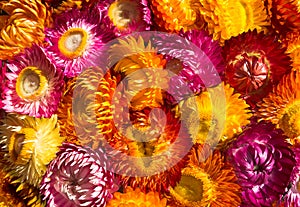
[16, 67, 48, 100]
[58, 28, 89, 59]
[279, 101, 300, 137]
[173, 175, 204, 202]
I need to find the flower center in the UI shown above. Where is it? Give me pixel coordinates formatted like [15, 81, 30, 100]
[8, 128, 36, 165]
[232, 53, 270, 94]
[290, 46, 300, 69]
[54, 178, 80, 202]
[141, 142, 155, 167]
[173, 175, 204, 202]
[245, 144, 275, 185]
[12, 133, 25, 160]
[108, 0, 141, 29]
[0, 9, 9, 30]
[253, 165, 264, 172]
[16, 67, 48, 100]
[166, 58, 184, 75]
[279, 101, 300, 137]
[58, 28, 89, 59]
[296, 178, 300, 192]
[188, 93, 221, 145]
[66, 180, 79, 201]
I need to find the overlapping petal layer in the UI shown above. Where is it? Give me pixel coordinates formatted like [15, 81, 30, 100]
[256, 70, 300, 143]
[2, 45, 64, 118]
[0, 0, 51, 60]
[227, 122, 295, 206]
[168, 144, 241, 206]
[40, 143, 118, 207]
[223, 29, 292, 107]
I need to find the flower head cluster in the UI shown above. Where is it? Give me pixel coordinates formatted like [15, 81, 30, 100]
[0, 0, 298, 206]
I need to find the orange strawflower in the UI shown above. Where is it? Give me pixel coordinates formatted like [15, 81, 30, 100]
[257, 70, 300, 144]
[168, 144, 241, 207]
[0, 0, 51, 60]
[180, 83, 251, 147]
[196, 0, 269, 44]
[150, 0, 206, 32]
[107, 187, 167, 207]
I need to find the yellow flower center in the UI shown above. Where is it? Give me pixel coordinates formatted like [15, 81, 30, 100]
[184, 93, 222, 145]
[16, 67, 48, 100]
[279, 101, 300, 137]
[170, 167, 216, 206]
[108, 0, 141, 29]
[173, 175, 204, 202]
[125, 127, 157, 167]
[8, 128, 36, 165]
[58, 28, 89, 59]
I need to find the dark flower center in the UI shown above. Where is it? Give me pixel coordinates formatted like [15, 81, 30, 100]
[166, 58, 184, 75]
[66, 180, 79, 200]
[55, 178, 80, 201]
[0, 9, 9, 30]
[253, 165, 264, 172]
[238, 144, 276, 185]
[8, 128, 36, 165]
[135, 141, 155, 167]
[252, 146, 275, 174]
[12, 133, 25, 161]
[232, 53, 270, 94]
[296, 178, 300, 192]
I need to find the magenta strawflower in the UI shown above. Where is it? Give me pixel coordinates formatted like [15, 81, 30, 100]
[155, 30, 224, 103]
[40, 143, 119, 207]
[1, 45, 64, 118]
[45, 8, 115, 78]
[182, 30, 225, 75]
[227, 121, 295, 206]
[282, 145, 300, 207]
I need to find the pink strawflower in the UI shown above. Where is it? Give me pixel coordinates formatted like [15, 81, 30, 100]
[45, 8, 115, 78]
[2, 45, 64, 118]
[40, 143, 119, 207]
